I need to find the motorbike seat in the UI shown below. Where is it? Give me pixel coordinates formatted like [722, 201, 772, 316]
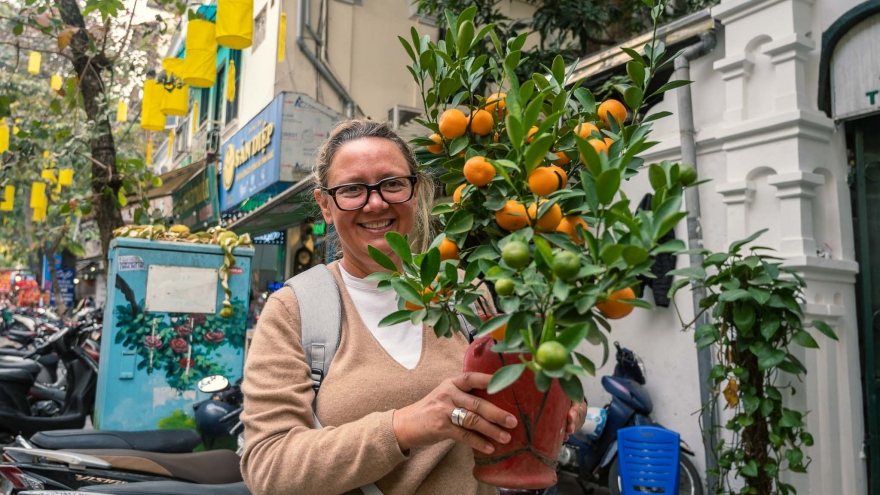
[64, 448, 243, 485]
[80, 481, 252, 495]
[31, 429, 201, 454]
[0, 347, 30, 358]
[0, 358, 41, 378]
[0, 367, 35, 385]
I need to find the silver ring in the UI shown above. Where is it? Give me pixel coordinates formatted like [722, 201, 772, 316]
[451, 407, 468, 427]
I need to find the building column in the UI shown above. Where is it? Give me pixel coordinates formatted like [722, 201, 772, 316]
[766, 172, 824, 257]
[713, 53, 754, 123]
[716, 180, 755, 244]
[763, 33, 815, 112]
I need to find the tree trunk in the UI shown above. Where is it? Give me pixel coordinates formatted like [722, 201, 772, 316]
[56, 0, 124, 271]
[742, 350, 773, 494]
[44, 248, 67, 316]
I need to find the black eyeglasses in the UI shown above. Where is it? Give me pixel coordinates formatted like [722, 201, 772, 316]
[323, 175, 418, 211]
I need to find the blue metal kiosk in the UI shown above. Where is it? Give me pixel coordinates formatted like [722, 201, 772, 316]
[95, 237, 254, 431]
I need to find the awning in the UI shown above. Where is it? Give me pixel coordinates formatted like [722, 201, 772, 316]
[565, 9, 715, 86]
[226, 180, 317, 236]
[146, 160, 208, 200]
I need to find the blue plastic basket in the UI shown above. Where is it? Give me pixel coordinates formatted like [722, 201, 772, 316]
[617, 426, 681, 494]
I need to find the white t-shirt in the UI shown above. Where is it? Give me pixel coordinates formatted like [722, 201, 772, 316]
[339, 264, 423, 370]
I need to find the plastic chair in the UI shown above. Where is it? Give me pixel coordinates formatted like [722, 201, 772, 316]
[616, 426, 681, 494]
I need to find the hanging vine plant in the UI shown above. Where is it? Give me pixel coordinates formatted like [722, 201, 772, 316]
[669, 229, 838, 495]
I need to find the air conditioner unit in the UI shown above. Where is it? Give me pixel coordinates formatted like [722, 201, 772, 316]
[388, 105, 422, 130]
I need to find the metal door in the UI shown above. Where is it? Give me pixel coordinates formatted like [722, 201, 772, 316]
[852, 115, 880, 494]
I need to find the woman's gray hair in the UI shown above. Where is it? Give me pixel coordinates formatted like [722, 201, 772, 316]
[313, 119, 434, 253]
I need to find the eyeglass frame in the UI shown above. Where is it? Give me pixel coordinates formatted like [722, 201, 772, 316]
[321, 175, 419, 211]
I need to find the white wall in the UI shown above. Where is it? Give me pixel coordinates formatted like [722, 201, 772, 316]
[238, 0, 281, 127]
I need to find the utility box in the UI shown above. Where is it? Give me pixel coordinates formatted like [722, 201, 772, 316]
[95, 237, 254, 431]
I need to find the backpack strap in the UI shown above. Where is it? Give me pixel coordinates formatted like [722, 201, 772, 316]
[284, 264, 384, 495]
[284, 264, 342, 398]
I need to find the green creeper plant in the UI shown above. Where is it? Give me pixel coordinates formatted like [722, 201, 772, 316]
[369, 0, 696, 402]
[668, 229, 838, 495]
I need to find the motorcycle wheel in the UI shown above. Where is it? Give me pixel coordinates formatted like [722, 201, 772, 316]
[608, 455, 703, 495]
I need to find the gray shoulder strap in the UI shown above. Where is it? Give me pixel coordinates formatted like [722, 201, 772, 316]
[284, 264, 342, 395]
[283, 265, 385, 495]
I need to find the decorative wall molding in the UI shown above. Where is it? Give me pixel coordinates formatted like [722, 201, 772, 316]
[783, 255, 860, 284]
[712, 0, 813, 24]
[719, 109, 836, 151]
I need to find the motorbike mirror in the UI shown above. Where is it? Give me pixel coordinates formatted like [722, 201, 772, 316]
[197, 375, 230, 393]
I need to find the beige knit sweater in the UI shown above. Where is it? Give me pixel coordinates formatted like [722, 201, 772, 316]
[240, 262, 497, 495]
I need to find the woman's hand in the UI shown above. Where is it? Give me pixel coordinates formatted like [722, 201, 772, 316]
[392, 372, 518, 454]
[565, 398, 588, 440]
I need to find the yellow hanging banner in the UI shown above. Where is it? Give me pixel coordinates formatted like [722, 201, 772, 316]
[192, 100, 199, 134]
[30, 182, 46, 208]
[116, 101, 128, 122]
[12, 119, 20, 135]
[183, 20, 218, 88]
[216, 0, 253, 49]
[27, 52, 41, 75]
[146, 137, 153, 165]
[0, 125, 8, 154]
[50, 75, 62, 91]
[58, 169, 73, 186]
[41, 169, 56, 183]
[226, 59, 236, 102]
[33, 204, 46, 222]
[278, 13, 286, 63]
[168, 129, 174, 159]
[160, 58, 189, 116]
[0, 186, 14, 211]
[140, 80, 166, 132]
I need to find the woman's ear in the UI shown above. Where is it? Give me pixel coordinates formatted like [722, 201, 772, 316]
[314, 188, 334, 224]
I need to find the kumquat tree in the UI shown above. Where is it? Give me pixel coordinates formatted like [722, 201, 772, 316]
[371, 0, 696, 400]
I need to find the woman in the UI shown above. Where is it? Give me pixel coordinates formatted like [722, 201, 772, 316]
[240, 120, 586, 495]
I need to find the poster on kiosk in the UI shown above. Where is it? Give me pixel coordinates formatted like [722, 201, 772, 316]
[94, 237, 253, 432]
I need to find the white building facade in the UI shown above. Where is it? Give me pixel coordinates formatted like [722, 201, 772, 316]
[570, 0, 876, 493]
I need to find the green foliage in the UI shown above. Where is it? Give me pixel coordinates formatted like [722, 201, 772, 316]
[113, 298, 247, 392]
[669, 230, 837, 494]
[375, 2, 694, 400]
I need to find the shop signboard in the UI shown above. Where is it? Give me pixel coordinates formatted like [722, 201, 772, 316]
[252, 231, 285, 245]
[220, 92, 342, 212]
[173, 164, 220, 231]
[0, 272, 11, 294]
[49, 268, 76, 307]
[832, 14, 880, 120]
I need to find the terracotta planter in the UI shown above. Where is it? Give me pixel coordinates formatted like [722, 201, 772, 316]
[463, 335, 569, 490]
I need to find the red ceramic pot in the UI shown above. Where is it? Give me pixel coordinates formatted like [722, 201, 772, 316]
[463, 335, 569, 489]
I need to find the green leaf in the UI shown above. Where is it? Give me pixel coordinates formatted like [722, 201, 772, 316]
[385, 232, 412, 264]
[456, 20, 474, 55]
[117, 190, 128, 207]
[378, 310, 415, 327]
[445, 210, 474, 234]
[622, 86, 643, 111]
[811, 320, 838, 341]
[368, 245, 398, 272]
[760, 313, 781, 339]
[650, 80, 692, 98]
[68, 242, 86, 257]
[420, 248, 440, 287]
[792, 330, 819, 349]
[741, 460, 759, 477]
[600, 244, 624, 264]
[758, 349, 787, 370]
[626, 61, 645, 87]
[779, 409, 803, 428]
[391, 278, 423, 307]
[719, 289, 752, 302]
[596, 169, 620, 205]
[667, 266, 706, 279]
[648, 164, 666, 191]
[622, 246, 649, 265]
[557, 323, 590, 352]
[733, 304, 756, 332]
[551, 54, 566, 84]
[560, 375, 584, 402]
[477, 313, 512, 338]
[729, 229, 768, 254]
[488, 364, 526, 394]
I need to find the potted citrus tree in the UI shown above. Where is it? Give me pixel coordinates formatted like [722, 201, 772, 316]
[370, 0, 694, 488]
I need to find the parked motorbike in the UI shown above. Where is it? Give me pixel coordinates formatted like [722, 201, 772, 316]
[0, 321, 98, 440]
[0, 375, 244, 493]
[18, 481, 252, 495]
[555, 342, 703, 495]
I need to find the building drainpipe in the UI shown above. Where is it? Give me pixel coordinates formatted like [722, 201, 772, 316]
[673, 30, 718, 492]
[296, 0, 356, 117]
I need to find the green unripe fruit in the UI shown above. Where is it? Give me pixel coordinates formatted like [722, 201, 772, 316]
[495, 278, 515, 296]
[536, 341, 568, 371]
[219, 307, 234, 319]
[501, 241, 530, 269]
[551, 251, 580, 281]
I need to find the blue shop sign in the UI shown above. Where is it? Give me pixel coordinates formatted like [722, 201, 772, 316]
[220, 94, 287, 211]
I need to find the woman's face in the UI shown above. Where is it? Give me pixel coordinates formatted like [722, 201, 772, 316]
[314, 137, 417, 278]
